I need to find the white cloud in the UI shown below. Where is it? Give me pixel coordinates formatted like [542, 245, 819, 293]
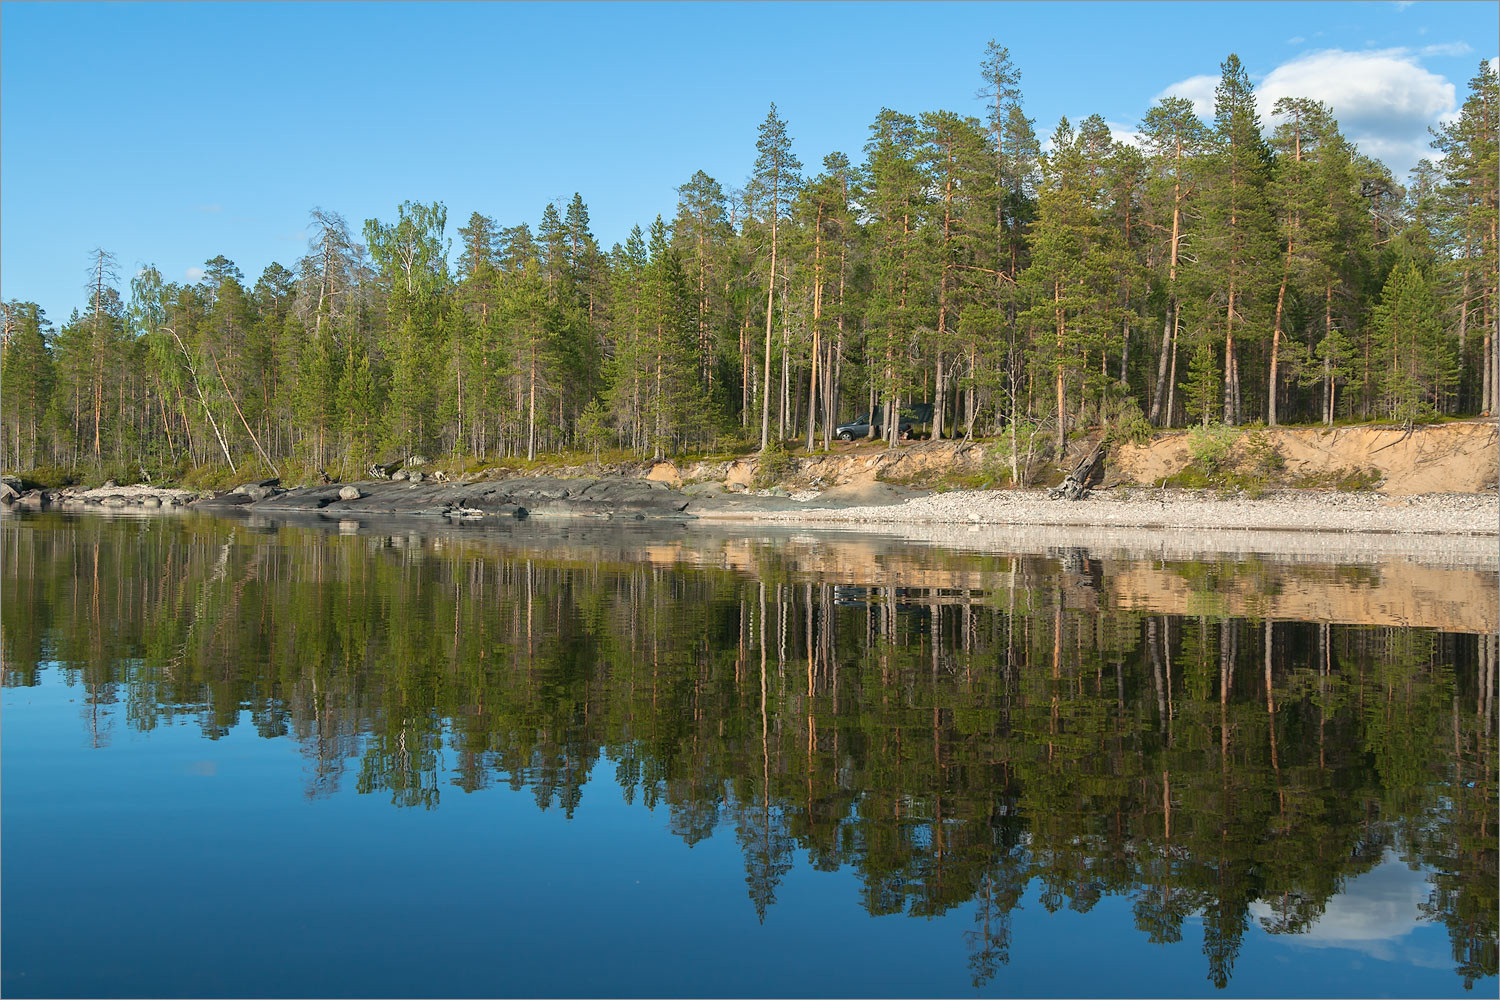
[1153, 73, 1219, 120]
[1106, 121, 1143, 148]
[1257, 48, 1455, 171]
[1490, 56, 1499, 74]
[1419, 41, 1473, 57]
[1159, 49, 1457, 173]
[184, 267, 205, 282]
[1287, 36, 1306, 46]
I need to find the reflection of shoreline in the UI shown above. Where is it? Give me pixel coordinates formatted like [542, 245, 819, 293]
[211, 511, 1500, 634]
[696, 517, 1500, 571]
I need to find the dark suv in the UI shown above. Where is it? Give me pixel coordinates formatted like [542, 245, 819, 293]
[836, 412, 913, 441]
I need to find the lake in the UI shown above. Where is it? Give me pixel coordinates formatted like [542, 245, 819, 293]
[2, 510, 1495, 998]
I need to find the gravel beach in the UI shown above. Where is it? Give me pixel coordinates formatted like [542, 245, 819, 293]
[729, 487, 1499, 534]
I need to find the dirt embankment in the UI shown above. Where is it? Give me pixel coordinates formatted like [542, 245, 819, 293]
[647, 419, 1498, 497]
[1109, 421, 1499, 494]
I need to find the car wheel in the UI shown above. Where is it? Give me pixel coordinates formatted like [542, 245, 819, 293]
[838, 431, 852, 441]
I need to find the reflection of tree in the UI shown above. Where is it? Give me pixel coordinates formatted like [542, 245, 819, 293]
[2, 513, 1495, 989]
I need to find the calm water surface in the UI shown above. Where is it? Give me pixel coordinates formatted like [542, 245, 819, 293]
[2, 511, 1495, 998]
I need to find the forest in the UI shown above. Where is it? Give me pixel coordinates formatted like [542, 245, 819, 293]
[1, 46, 1496, 482]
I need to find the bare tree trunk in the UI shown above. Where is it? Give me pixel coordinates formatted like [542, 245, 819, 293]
[806, 206, 823, 452]
[760, 176, 779, 451]
[1054, 281, 1066, 453]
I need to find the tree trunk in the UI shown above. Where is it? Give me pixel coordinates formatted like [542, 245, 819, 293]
[1224, 281, 1238, 425]
[760, 173, 779, 451]
[1054, 281, 1066, 453]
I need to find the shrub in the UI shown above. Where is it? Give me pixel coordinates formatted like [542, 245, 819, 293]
[1105, 397, 1154, 447]
[1244, 433, 1286, 477]
[1187, 423, 1236, 475]
[18, 464, 77, 489]
[752, 442, 793, 488]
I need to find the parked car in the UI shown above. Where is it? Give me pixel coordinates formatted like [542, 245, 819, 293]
[836, 412, 913, 441]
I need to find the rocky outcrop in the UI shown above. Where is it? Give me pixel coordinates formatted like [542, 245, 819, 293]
[236, 475, 694, 520]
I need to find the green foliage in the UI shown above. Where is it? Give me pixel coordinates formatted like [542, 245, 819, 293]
[17, 464, 76, 489]
[1187, 422, 1237, 474]
[1105, 396, 1154, 446]
[752, 440, 793, 487]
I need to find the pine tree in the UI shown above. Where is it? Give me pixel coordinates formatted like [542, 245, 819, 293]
[750, 104, 802, 450]
[1141, 97, 1210, 426]
[1200, 55, 1276, 425]
[1432, 61, 1500, 415]
[862, 107, 927, 447]
[0, 302, 55, 469]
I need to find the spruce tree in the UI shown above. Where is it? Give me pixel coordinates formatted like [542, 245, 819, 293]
[1201, 55, 1276, 425]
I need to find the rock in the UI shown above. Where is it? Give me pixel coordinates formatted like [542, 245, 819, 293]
[767, 486, 791, 498]
[0, 480, 17, 504]
[391, 469, 409, 481]
[647, 462, 681, 486]
[431, 470, 448, 483]
[196, 491, 254, 507]
[725, 482, 747, 494]
[339, 486, 362, 501]
[101, 495, 128, 507]
[681, 481, 725, 497]
[407, 455, 428, 468]
[141, 496, 160, 508]
[101, 479, 117, 489]
[16, 490, 47, 509]
[407, 471, 425, 484]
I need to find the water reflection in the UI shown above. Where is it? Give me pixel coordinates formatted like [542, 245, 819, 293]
[2, 511, 1495, 991]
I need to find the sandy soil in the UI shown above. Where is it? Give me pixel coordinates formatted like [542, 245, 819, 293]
[1111, 421, 1499, 494]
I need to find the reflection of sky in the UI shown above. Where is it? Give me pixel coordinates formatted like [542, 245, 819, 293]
[1250, 853, 1450, 969]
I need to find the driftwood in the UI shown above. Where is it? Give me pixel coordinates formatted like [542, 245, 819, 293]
[367, 459, 403, 479]
[1049, 440, 1107, 501]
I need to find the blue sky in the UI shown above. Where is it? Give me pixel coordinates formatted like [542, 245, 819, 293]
[2, 1, 1495, 326]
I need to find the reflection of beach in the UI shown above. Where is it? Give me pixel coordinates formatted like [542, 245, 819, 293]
[1252, 855, 1450, 969]
[195, 512, 1500, 634]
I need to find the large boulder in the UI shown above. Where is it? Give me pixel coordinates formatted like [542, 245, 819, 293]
[0, 480, 18, 504]
[339, 486, 362, 501]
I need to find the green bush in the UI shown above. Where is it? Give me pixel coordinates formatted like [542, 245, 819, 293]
[1187, 423, 1237, 474]
[1105, 397, 1154, 447]
[1244, 433, 1286, 476]
[752, 442, 793, 488]
[18, 464, 77, 489]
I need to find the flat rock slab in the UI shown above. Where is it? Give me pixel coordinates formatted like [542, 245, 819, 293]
[232, 476, 693, 519]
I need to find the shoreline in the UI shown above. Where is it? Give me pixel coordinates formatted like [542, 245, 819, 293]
[8, 479, 1497, 561]
[699, 486, 1500, 537]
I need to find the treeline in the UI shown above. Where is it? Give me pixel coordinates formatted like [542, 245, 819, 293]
[2, 48, 1497, 479]
[3, 514, 1494, 988]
